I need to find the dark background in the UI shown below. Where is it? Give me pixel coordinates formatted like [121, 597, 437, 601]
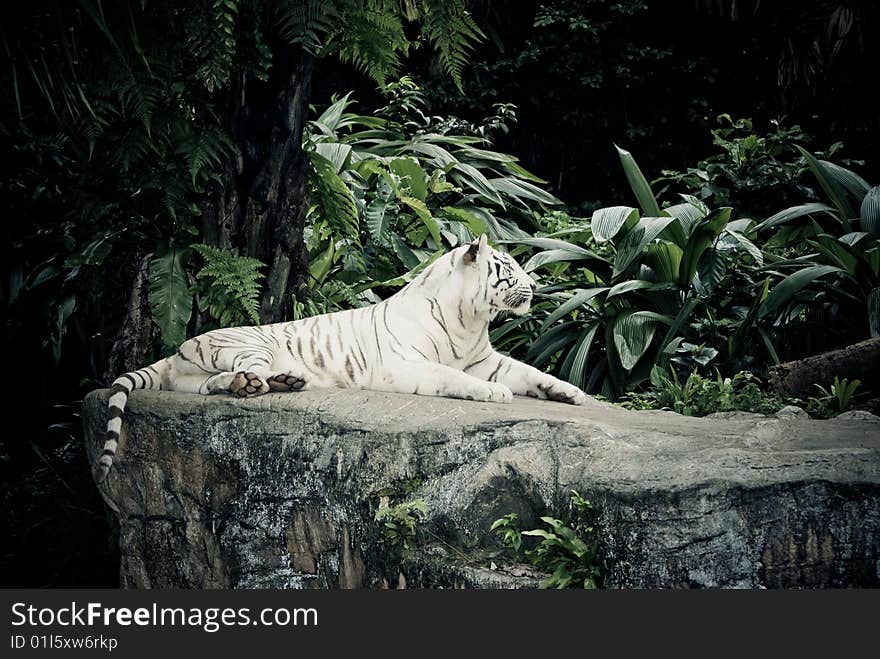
[2, 0, 878, 587]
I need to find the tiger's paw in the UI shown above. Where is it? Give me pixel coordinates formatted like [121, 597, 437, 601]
[267, 373, 308, 392]
[230, 371, 270, 398]
[536, 380, 587, 405]
[465, 382, 513, 404]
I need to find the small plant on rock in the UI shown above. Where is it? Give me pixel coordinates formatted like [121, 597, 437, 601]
[375, 499, 426, 551]
[491, 491, 603, 589]
[807, 377, 861, 418]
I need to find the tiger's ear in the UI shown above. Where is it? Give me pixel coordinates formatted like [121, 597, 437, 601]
[463, 234, 488, 265]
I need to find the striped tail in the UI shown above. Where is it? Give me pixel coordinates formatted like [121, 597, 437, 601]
[94, 359, 169, 483]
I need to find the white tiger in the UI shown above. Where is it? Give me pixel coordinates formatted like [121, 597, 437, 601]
[95, 234, 587, 482]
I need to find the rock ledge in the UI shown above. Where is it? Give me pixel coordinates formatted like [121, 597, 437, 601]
[83, 389, 880, 588]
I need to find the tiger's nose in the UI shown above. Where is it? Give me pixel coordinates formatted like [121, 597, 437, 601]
[529, 281, 537, 293]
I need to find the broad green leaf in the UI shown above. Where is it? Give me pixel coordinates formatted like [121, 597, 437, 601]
[679, 194, 709, 216]
[540, 287, 608, 330]
[612, 217, 674, 278]
[405, 140, 458, 167]
[441, 206, 488, 237]
[645, 242, 683, 282]
[861, 186, 880, 234]
[489, 177, 561, 208]
[677, 207, 731, 287]
[311, 92, 354, 135]
[807, 235, 862, 277]
[615, 144, 661, 216]
[400, 196, 441, 247]
[524, 250, 594, 273]
[590, 206, 638, 243]
[389, 157, 427, 201]
[797, 146, 856, 225]
[365, 195, 394, 245]
[389, 233, 421, 269]
[725, 229, 764, 265]
[758, 203, 839, 231]
[559, 321, 599, 385]
[818, 159, 870, 203]
[662, 202, 705, 246]
[525, 321, 580, 368]
[695, 249, 727, 295]
[607, 279, 656, 298]
[757, 265, 844, 319]
[613, 311, 661, 371]
[149, 246, 192, 351]
[654, 298, 700, 366]
[314, 142, 351, 173]
[308, 243, 335, 283]
[449, 162, 504, 205]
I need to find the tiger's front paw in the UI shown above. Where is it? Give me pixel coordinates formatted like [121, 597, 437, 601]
[535, 380, 587, 405]
[465, 381, 514, 404]
[230, 371, 270, 398]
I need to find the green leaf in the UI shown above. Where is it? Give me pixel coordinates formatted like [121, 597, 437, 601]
[613, 311, 661, 371]
[449, 162, 504, 205]
[796, 146, 856, 226]
[590, 206, 638, 243]
[660, 202, 705, 248]
[612, 217, 674, 279]
[389, 157, 427, 201]
[525, 321, 579, 368]
[615, 144, 661, 217]
[606, 279, 657, 298]
[861, 186, 880, 234]
[540, 287, 608, 330]
[390, 233, 421, 269]
[757, 265, 844, 319]
[562, 322, 600, 389]
[314, 142, 351, 173]
[677, 207, 731, 287]
[309, 151, 360, 240]
[654, 297, 700, 366]
[725, 228, 764, 266]
[149, 246, 193, 351]
[818, 159, 871, 203]
[758, 202, 839, 231]
[365, 196, 394, 245]
[308, 243, 335, 284]
[489, 177, 561, 208]
[442, 206, 489, 237]
[644, 242, 683, 282]
[400, 196, 441, 247]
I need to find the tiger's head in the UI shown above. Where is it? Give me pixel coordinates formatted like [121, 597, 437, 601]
[457, 234, 536, 316]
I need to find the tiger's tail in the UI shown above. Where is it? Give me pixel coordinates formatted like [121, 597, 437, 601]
[94, 358, 170, 483]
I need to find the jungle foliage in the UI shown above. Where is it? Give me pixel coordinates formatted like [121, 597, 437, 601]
[2, 0, 878, 587]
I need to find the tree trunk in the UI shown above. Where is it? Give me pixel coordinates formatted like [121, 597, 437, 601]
[203, 43, 315, 323]
[105, 253, 155, 381]
[768, 337, 880, 399]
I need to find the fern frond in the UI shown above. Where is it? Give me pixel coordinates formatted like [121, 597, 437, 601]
[187, 0, 241, 92]
[192, 244, 265, 326]
[273, 0, 338, 54]
[308, 150, 361, 242]
[334, 0, 408, 86]
[419, 0, 484, 90]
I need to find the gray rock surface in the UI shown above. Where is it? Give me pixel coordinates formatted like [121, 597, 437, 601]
[83, 388, 880, 588]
